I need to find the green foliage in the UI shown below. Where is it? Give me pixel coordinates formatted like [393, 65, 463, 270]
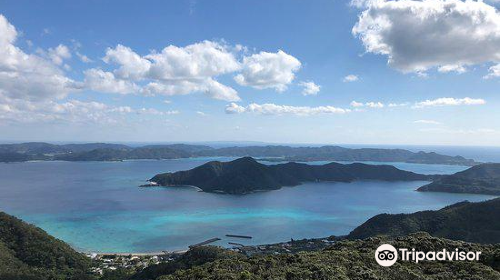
[348, 198, 500, 244]
[151, 157, 429, 194]
[129, 246, 241, 280]
[0, 212, 94, 280]
[143, 233, 500, 280]
[419, 163, 500, 195]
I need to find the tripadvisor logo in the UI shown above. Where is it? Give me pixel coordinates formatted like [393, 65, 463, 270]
[375, 244, 482, 267]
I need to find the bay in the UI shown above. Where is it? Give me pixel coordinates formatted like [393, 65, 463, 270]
[0, 158, 495, 253]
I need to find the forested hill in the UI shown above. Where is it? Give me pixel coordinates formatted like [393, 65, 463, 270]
[1, 206, 500, 280]
[124, 233, 500, 280]
[348, 198, 500, 244]
[150, 157, 430, 194]
[418, 163, 500, 195]
[0, 211, 93, 280]
[0, 142, 477, 166]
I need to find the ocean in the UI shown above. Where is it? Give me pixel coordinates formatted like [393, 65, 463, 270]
[0, 157, 497, 253]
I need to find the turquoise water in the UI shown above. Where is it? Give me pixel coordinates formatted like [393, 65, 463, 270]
[0, 158, 496, 253]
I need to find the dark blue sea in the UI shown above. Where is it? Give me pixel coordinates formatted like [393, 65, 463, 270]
[0, 157, 497, 253]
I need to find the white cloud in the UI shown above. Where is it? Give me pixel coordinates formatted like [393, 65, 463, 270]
[299, 81, 320, 95]
[48, 44, 71, 65]
[98, 42, 305, 101]
[350, 101, 384, 108]
[413, 97, 486, 108]
[438, 65, 467, 74]
[76, 52, 92, 63]
[484, 63, 500, 79]
[98, 41, 241, 101]
[350, 101, 364, 107]
[196, 111, 207, 116]
[103, 44, 151, 80]
[350, 0, 376, 8]
[204, 79, 240, 101]
[140, 78, 240, 102]
[414, 119, 441, 125]
[225, 103, 350, 116]
[234, 50, 301, 92]
[0, 15, 79, 103]
[353, 0, 500, 74]
[0, 95, 178, 124]
[225, 102, 246, 114]
[343, 74, 359, 82]
[146, 41, 241, 80]
[366, 101, 384, 108]
[84, 68, 140, 94]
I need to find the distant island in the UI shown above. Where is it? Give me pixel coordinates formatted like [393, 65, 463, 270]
[418, 163, 500, 195]
[348, 198, 500, 244]
[148, 157, 430, 194]
[0, 142, 478, 166]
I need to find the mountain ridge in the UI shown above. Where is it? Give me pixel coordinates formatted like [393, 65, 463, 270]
[0, 142, 478, 166]
[348, 198, 500, 244]
[418, 163, 500, 195]
[149, 157, 430, 194]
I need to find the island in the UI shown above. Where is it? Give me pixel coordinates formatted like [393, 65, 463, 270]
[348, 197, 500, 244]
[0, 142, 478, 166]
[148, 157, 430, 194]
[418, 163, 500, 195]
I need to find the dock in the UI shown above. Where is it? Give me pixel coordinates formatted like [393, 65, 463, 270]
[228, 242, 245, 247]
[189, 238, 221, 248]
[226, 234, 252, 239]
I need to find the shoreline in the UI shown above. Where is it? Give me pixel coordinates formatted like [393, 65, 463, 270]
[88, 250, 188, 257]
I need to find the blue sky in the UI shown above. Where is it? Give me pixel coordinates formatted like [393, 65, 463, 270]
[0, 0, 499, 145]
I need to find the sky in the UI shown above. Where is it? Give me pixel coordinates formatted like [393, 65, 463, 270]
[0, 0, 500, 146]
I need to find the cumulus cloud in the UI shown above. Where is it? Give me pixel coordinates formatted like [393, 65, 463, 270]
[438, 64, 467, 74]
[413, 97, 486, 108]
[96, 42, 303, 100]
[103, 44, 152, 80]
[484, 64, 500, 79]
[299, 81, 320, 95]
[234, 50, 301, 92]
[225, 102, 246, 114]
[353, 0, 500, 74]
[0, 95, 178, 124]
[225, 103, 350, 116]
[84, 68, 140, 94]
[145, 41, 241, 80]
[343, 74, 359, 82]
[48, 44, 71, 65]
[93, 41, 242, 101]
[0, 15, 79, 102]
[414, 119, 441, 125]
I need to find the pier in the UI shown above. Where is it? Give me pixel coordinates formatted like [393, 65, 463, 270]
[189, 238, 221, 248]
[226, 234, 252, 239]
